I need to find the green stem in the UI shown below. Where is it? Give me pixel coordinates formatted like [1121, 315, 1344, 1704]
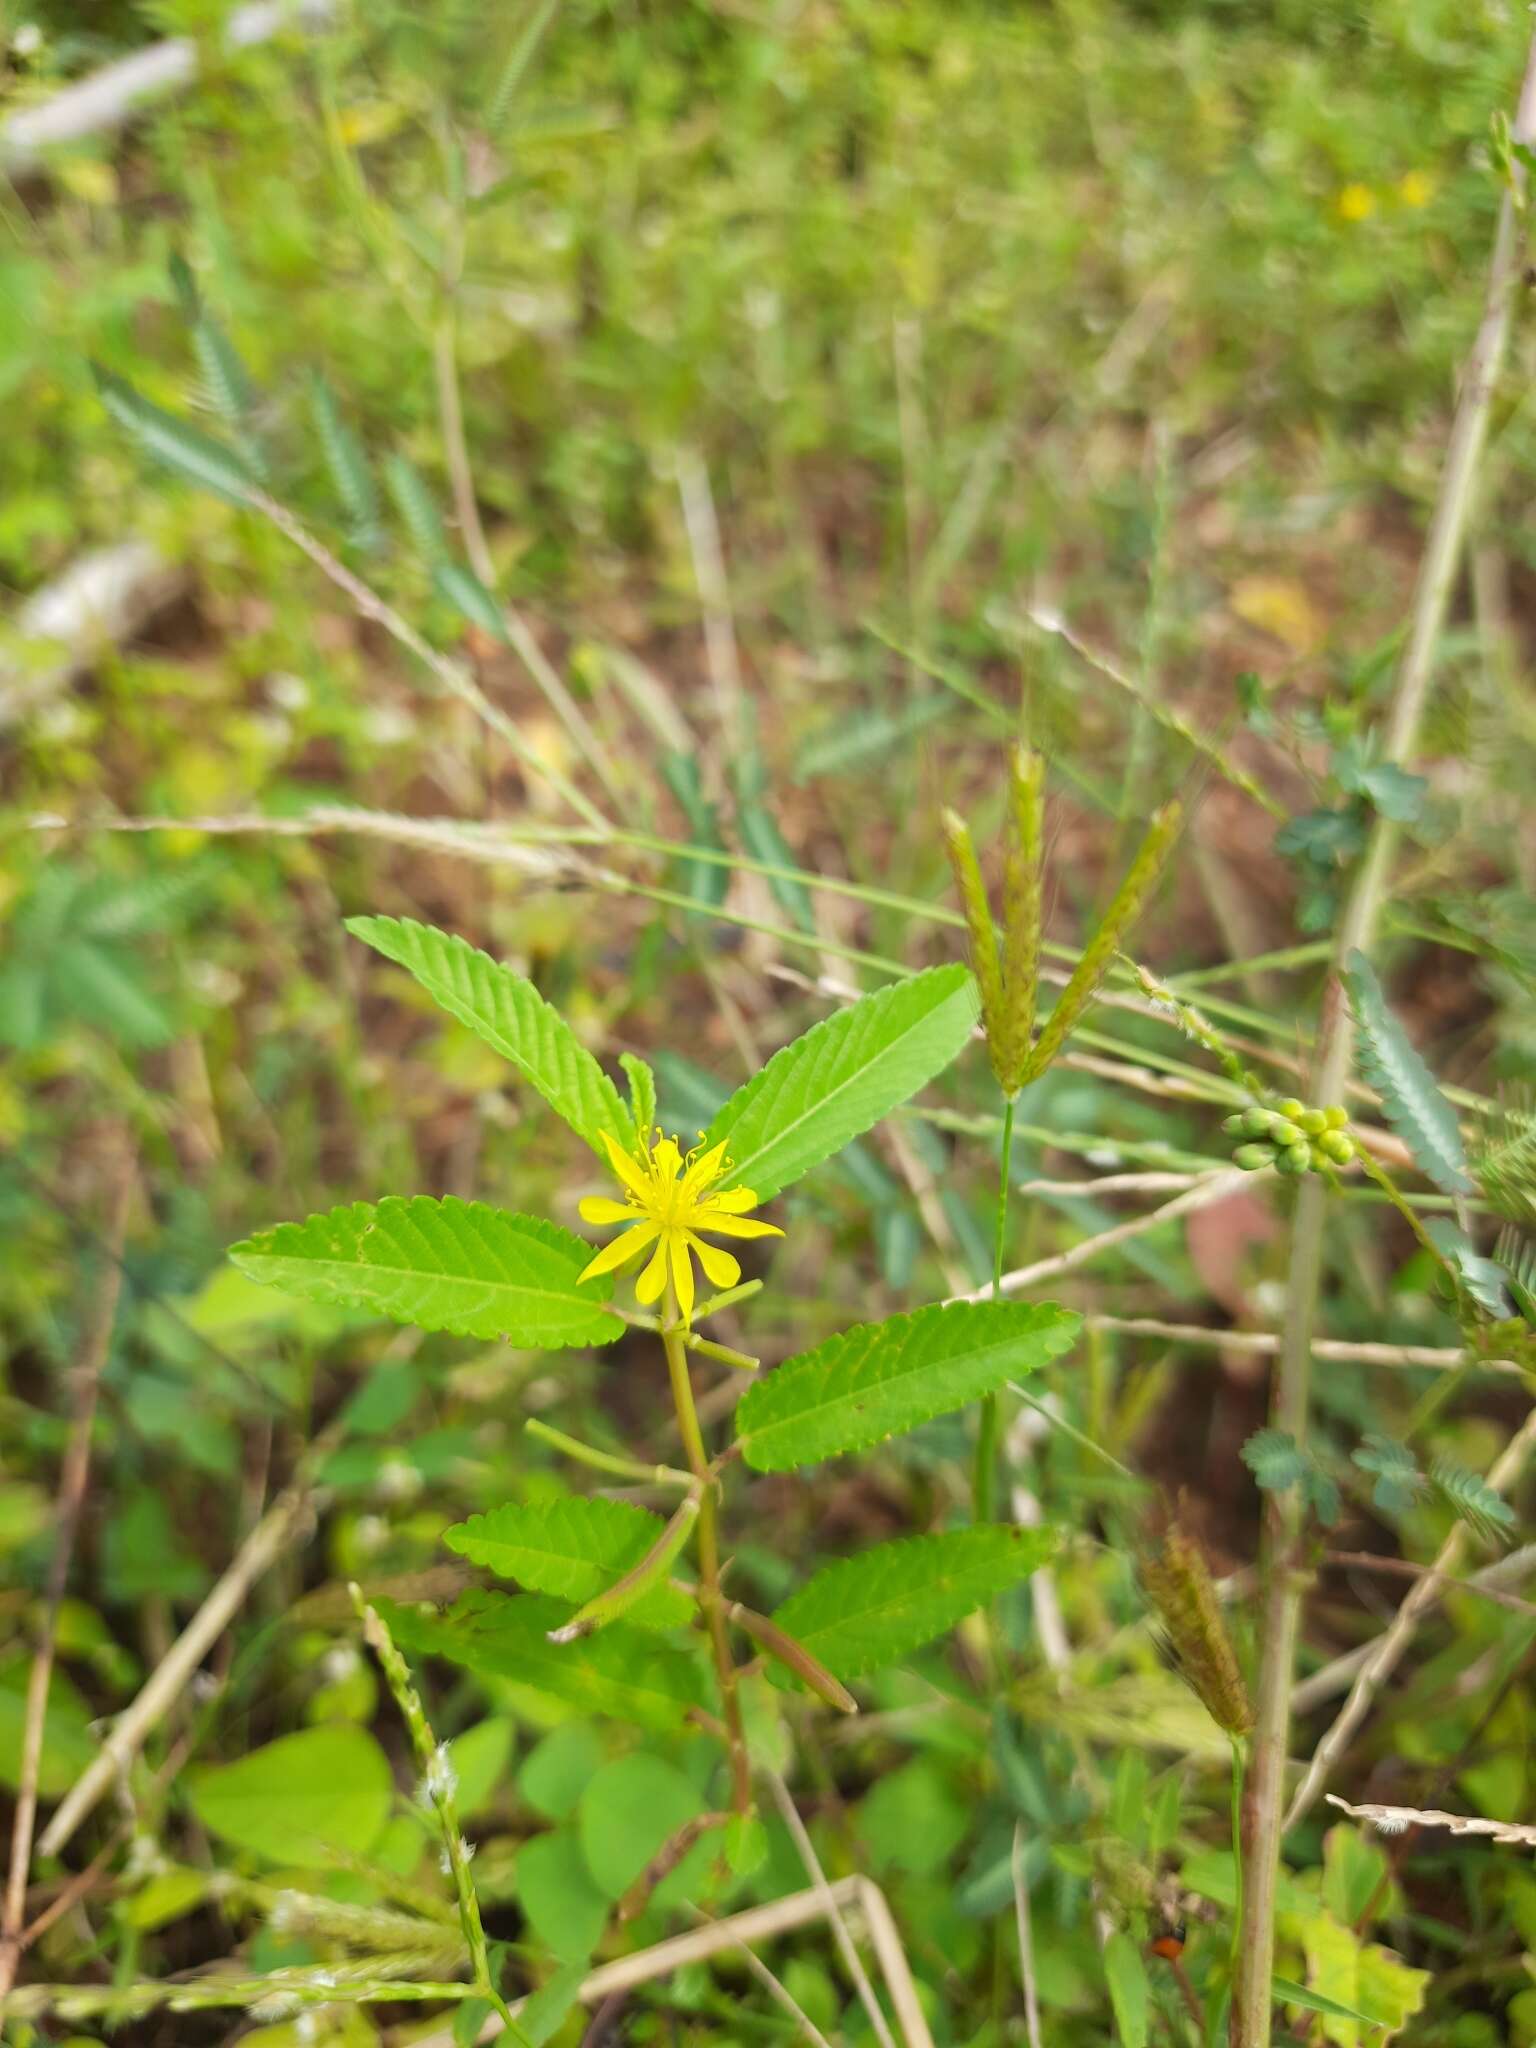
[974, 1094, 1017, 1523]
[661, 1298, 753, 1817]
[1229, 1734, 1246, 2012]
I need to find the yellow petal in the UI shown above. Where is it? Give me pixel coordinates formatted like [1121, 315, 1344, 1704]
[669, 1233, 696, 1321]
[651, 1136, 684, 1183]
[695, 1213, 784, 1241]
[706, 1184, 761, 1215]
[579, 1195, 638, 1225]
[635, 1234, 671, 1305]
[598, 1128, 655, 1202]
[680, 1139, 731, 1200]
[688, 1234, 740, 1291]
[579, 1219, 657, 1281]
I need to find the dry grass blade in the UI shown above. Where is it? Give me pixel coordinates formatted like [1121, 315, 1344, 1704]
[1327, 1795, 1536, 1845]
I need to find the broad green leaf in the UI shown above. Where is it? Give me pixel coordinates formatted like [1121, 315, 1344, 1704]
[620, 1051, 657, 1144]
[378, 1592, 709, 1731]
[858, 1758, 967, 1875]
[1103, 1929, 1149, 2048]
[1343, 950, 1473, 1194]
[447, 1717, 517, 1819]
[94, 365, 253, 503]
[230, 1198, 623, 1349]
[770, 1525, 1056, 1683]
[185, 1726, 392, 1865]
[0, 1659, 98, 1797]
[444, 1499, 692, 1630]
[735, 1300, 1080, 1472]
[704, 965, 979, 1202]
[519, 1958, 589, 2046]
[519, 1722, 606, 1821]
[347, 916, 633, 1157]
[577, 1754, 707, 1902]
[518, 1828, 608, 1959]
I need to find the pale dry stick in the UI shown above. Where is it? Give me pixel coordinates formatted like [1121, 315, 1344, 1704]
[38, 1427, 340, 1858]
[0, 1133, 133, 1999]
[764, 1771, 900, 2048]
[1086, 1315, 1519, 1376]
[399, 1878, 872, 2047]
[1019, 1169, 1214, 1196]
[1011, 1824, 1044, 2048]
[675, 445, 746, 749]
[850, 1876, 938, 2048]
[245, 487, 609, 831]
[1235, 40, 1536, 2037]
[1292, 1542, 1536, 1715]
[1326, 1794, 1536, 1845]
[1283, 1400, 1536, 1831]
[883, 1116, 970, 1296]
[951, 1168, 1252, 1304]
[684, 1904, 837, 2048]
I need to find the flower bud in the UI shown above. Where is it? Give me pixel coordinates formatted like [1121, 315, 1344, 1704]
[1234, 1143, 1273, 1171]
[1324, 1104, 1349, 1129]
[1319, 1130, 1355, 1164]
[1222, 1114, 1247, 1137]
[1297, 1108, 1327, 1136]
[1271, 1120, 1304, 1147]
[1280, 1142, 1312, 1174]
[1241, 1107, 1272, 1137]
[1278, 1097, 1305, 1121]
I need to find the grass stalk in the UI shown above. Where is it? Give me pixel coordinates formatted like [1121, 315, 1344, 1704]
[974, 1093, 1017, 1523]
[1230, 34, 1536, 2043]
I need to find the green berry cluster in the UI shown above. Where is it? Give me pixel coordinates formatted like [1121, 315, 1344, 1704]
[1222, 1098, 1354, 1177]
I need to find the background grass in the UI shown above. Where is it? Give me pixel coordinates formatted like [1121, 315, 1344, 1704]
[4, 1, 1536, 2042]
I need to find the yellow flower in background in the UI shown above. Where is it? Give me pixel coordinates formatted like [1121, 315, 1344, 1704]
[1397, 170, 1434, 209]
[578, 1129, 783, 1321]
[1336, 183, 1375, 222]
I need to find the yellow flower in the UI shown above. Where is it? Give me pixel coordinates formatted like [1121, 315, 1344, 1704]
[1336, 183, 1375, 223]
[1397, 170, 1433, 210]
[578, 1129, 783, 1322]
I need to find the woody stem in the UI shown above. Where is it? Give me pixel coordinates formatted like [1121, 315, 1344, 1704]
[661, 1291, 753, 1817]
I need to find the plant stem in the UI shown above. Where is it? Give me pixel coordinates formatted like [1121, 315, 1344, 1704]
[974, 1093, 1017, 1522]
[661, 1299, 753, 1816]
[1230, 36, 1536, 2045]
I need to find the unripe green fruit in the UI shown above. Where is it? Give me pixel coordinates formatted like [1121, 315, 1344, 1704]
[1324, 1104, 1349, 1129]
[1271, 1120, 1303, 1147]
[1319, 1130, 1355, 1164]
[1298, 1108, 1327, 1136]
[1278, 1097, 1305, 1121]
[1222, 1114, 1247, 1137]
[1241, 1107, 1272, 1137]
[1284, 1142, 1312, 1173]
[1234, 1144, 1274, 1171]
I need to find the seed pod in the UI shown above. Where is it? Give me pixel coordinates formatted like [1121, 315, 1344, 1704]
[1278, 1097, 1305, 1121]
[1319, 1130, 1355, 1164]
[1324, 1104, 1349, 1129]
[1241, 1107, 1273, 1138]
[1233, 1143, 1273, 1171]
[1298, 1108, 1327, 1136]
[1271, 1120, 1304, 1148]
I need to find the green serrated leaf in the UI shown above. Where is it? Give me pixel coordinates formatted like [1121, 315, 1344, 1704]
[735, 1299, 1080, 1473]
[347, 916, 634, 1157]
[444, 1499, 691, 1630]
[377, 1591, 709, 1731]
[706, 966, 979, 1203]
[769, 1525, 1057, 1684]
[1343, 951, 1473, 1195]
[1351, 1435, 1426, 1517]
[229, 1198, 623, 1349]
[94, 365, 253, 504]
[620, 1052, 657, 1146]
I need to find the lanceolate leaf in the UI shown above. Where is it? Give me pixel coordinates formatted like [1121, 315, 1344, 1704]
[735, 1300, 1080, 1473]
[94, 366, 254, 504]
[347, 916, 634, 1157]
[705, 966, 979, 1202]
[230, 1198, 623, 1349]
[1343, 950, 1473, 1195]
[769, 1525, 1057, 1684]
[378, 1591, 708, 1731]
[444, 1498, 691, 1629]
